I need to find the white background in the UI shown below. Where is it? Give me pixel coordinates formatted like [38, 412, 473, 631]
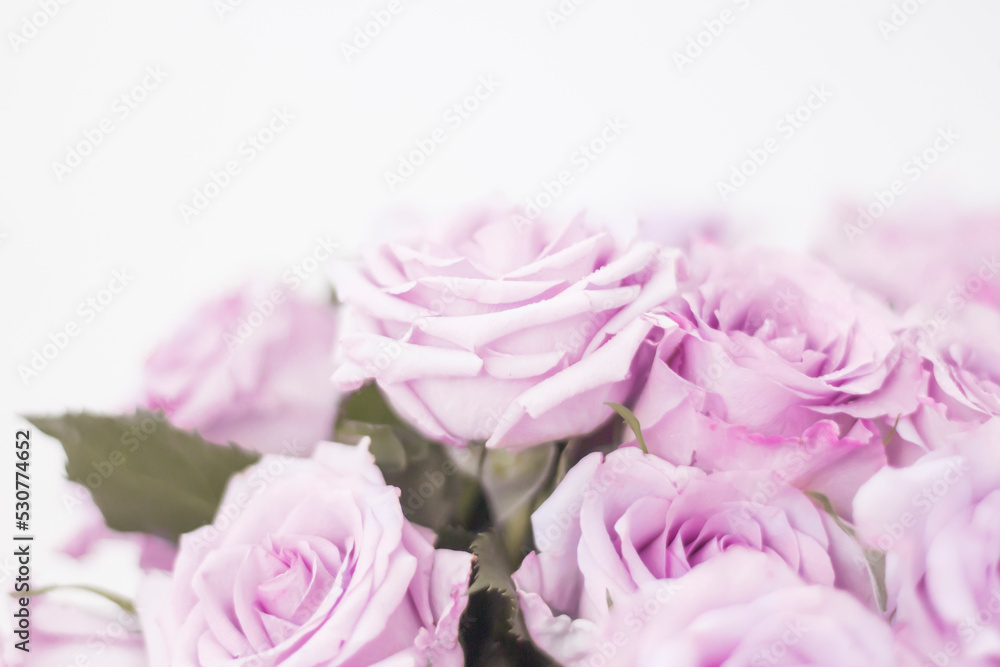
[2, 0, 999, 615]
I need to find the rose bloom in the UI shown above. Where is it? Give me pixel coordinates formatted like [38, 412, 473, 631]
[140, 441, 472, 666]
[34, 602, 146, 667]
[143, 285, 339, 455]
[62, 492, 177, 571]
[0, 598, 145, 667]
[512, 447, 867, 665]
[628, 397, 888, 520]
[590, 549, 896, 667]
[820, 206, 1000, 312]
[854, 418, 1000, 666]
[633, 242, 919, 458]
[331, 208, 679, 451]
[917, 303, 1000, 421]
[886, 303, 1000, 463]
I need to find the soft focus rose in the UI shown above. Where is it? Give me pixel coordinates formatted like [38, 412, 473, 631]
[140, 441, 472, 667]
[590, 549, 896, 667]
[142, 285, 339, 455]
[331, 208, 680, 451]
[3, 599, 145, 667]
[634, 242, 919, 447]
[854, 418, 1000, 666]
[512, 447, 860, 665]
[887, 304, 1000, 462]
[631, 393, 888, 519]
[821, 206, 1000, 312]
[919, 304, 1000, 421]
[61, 493, 176, 571]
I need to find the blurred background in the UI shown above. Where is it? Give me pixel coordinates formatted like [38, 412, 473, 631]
[2, 0, 999, 628]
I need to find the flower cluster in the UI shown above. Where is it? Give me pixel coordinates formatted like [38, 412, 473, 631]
[27, 206, 1000, 667]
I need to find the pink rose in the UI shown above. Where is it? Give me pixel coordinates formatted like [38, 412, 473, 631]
[331, 208, 679, 450]
[854, 418, 1000, 666]
[888, 304, 1000, 461]
[61, 494, 177, 571]
[631, 392, 888, 519]
[140, 441, 472, 666]
[512, 447, 860, 665]
[919, 304, 1000, 421]
[591, 549, 896, 667]
[3, 599, 145, 667]
[634, 242, 919, 444]
[822, 206, 1000, 312]
[143, 285, 339, 455]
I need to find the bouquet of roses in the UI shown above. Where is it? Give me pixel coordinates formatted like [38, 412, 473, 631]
[19, 206, 1000, 666]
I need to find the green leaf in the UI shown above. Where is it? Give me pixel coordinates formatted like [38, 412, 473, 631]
[338, 383, 403, 426]
[336, 386, 484, 533]
[28, 411, 259, 543]
[336, 419, 408, 472]
[604, 402, 648, 454]
[470, 531, 527, 640]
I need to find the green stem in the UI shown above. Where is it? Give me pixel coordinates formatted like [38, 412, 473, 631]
[13, 584, 136, 615]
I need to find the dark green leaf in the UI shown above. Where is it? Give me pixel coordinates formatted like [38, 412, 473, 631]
[28, 411, 259, 543]
[336, 419, 408, 472]
[470, 531, 528, 640]
[337, 383, 403, 426]
[336, 386, 484, 532]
